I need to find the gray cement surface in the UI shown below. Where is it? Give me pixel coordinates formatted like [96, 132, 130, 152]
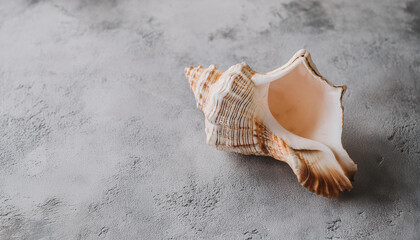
[0, 0, 419, 239]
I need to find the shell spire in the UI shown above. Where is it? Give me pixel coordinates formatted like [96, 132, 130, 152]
[184, 49, 357, 198]
[184, 66, 204, 95]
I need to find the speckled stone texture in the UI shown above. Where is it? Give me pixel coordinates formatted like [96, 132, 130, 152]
[0, 0, 419, 239]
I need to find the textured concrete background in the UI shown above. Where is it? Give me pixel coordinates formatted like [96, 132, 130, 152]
[0, 0, 419, 239]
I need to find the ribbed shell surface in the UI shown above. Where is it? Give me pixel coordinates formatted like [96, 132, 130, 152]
[185, 63, 263, 155]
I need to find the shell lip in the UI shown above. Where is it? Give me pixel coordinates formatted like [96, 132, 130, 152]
[250, 49, 345, 92]
[251, 50, 357, 193]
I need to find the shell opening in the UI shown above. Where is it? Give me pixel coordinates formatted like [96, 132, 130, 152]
[267, 60, 343, 149]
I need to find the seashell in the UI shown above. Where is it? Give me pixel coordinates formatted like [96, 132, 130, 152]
[184, 49, 357, 198]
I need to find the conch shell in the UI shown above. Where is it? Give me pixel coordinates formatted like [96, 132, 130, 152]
[184, 49, 357, 198]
